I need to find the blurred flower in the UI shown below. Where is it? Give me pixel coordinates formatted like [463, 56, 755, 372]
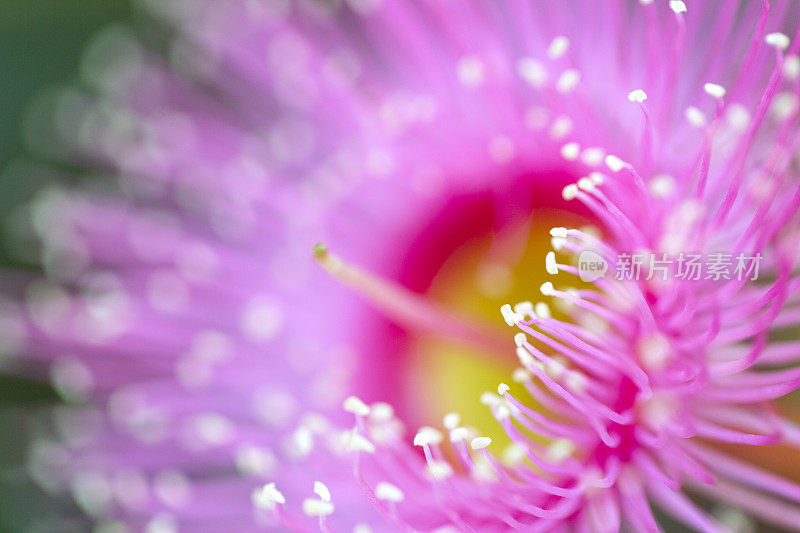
[4, 0, 800, 532]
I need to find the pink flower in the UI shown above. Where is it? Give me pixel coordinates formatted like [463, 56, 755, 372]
[4, 0, 800, 532]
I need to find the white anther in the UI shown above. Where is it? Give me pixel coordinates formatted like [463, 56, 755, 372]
[562, 184, 579, 201]
[369, 402, 394, 423]
[545, 251, 559, 275]
[605, 155, 626, 172]
[637, 334, 671, 371]
[589, 172, 605, 185]
[546, 439, 576, 463]
[703, 83, 726, 99]
[784, 56, 800, 80]
[766, 32, 791, 50]
[581, 147, 605, 166]
[314, 481, 331, 502]
[443, 412, 461, 430]
[471, 437, 492, 450]
[480, 391, 502, 407]
[498, 383, 510, 395]
[495, 404, 511, 420]
[550, 227, 569, 239]
[772, 92, 799, 120]
[561, 142, 580, 160]
[669, 1, 687, 14]
[546, 359, 566, 379]
[628, 89, 647, 103]
[512, 367, 531, 383]
[685, 106, 707, 128]
[375, 482, 404, 503]
[556, 69, 580, 93]
[343, 431, 376, 453]
[427, 461, 453, 480]
[547, 36, 570, 59]
[534, 302, 552, 320]
[540, 282, 555, 296]
[514, 332, 527, 347]
[343, 396, 370, 417]
[303, 498, 334, 517]
[552, 237, 566, 251]
[293, 427, 313, 456]
[517, 58, 548, 88]
[450, 427, 469, 442]
[502, 444, 525, 466]
[513, 301, 534, 317]
[649, 174, 676, 198]
[413, 426, 443, 447]
[726, 104, 750, 130]
[566, 372, 587, 392]
[500, 303, 524, 326]
[577, 177, 595, 192]
[457, 55, 485, 87]
[549, 116, 573, 139]
[251, 483, 285, 510]
[516, 346, 536, 367]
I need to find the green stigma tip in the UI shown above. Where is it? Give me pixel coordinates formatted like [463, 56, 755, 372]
[312, 242, 328, 259]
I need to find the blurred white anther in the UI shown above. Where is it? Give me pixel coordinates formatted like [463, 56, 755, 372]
[685, 106, 707, 128]
[556, 69, 580, 93]
[450, 427, 469, 442]
[547, 36, 570, 59]
[443, 412, 461, 430]
[561, 142, 580, 160]
[471, 437, 492, 450]
[703, 83, 726, 99]
[766, 32, 791, 50]
[605, 155, 626, 172]
[375, 482, 404, 503]
[577, 177, 596, 192]
[343, 431, 376, 453]
[514, 332, 527, 347]
[535, 302, 551, 320]
[343, 396, 370, 417]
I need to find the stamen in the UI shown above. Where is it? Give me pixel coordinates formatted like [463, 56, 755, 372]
[343, 396, 371, 417]
[765, 32, 791, 51]
[545, 252, 559, 275]
[313, 243, 510, 357]
[314, 481, 331, 502]
[628, 89, 647, 103]
[703, 83, 726, 99]
[669, 1, 687, 14]
[547, 36, 570, 60]
[251, 482, 285, 510]
[471, 437, 492, 450]
[375, 482, 404, 503]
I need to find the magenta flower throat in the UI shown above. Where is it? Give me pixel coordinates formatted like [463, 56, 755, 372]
[6, 0, 800, 531]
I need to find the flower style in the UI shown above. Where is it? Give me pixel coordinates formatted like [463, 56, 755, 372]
[4, 0, 800, 532]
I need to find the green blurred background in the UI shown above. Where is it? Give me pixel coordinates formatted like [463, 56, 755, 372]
[0, 2, 130, 531]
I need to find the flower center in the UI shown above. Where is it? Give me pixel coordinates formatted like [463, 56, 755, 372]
[317, 181, 595, 448]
